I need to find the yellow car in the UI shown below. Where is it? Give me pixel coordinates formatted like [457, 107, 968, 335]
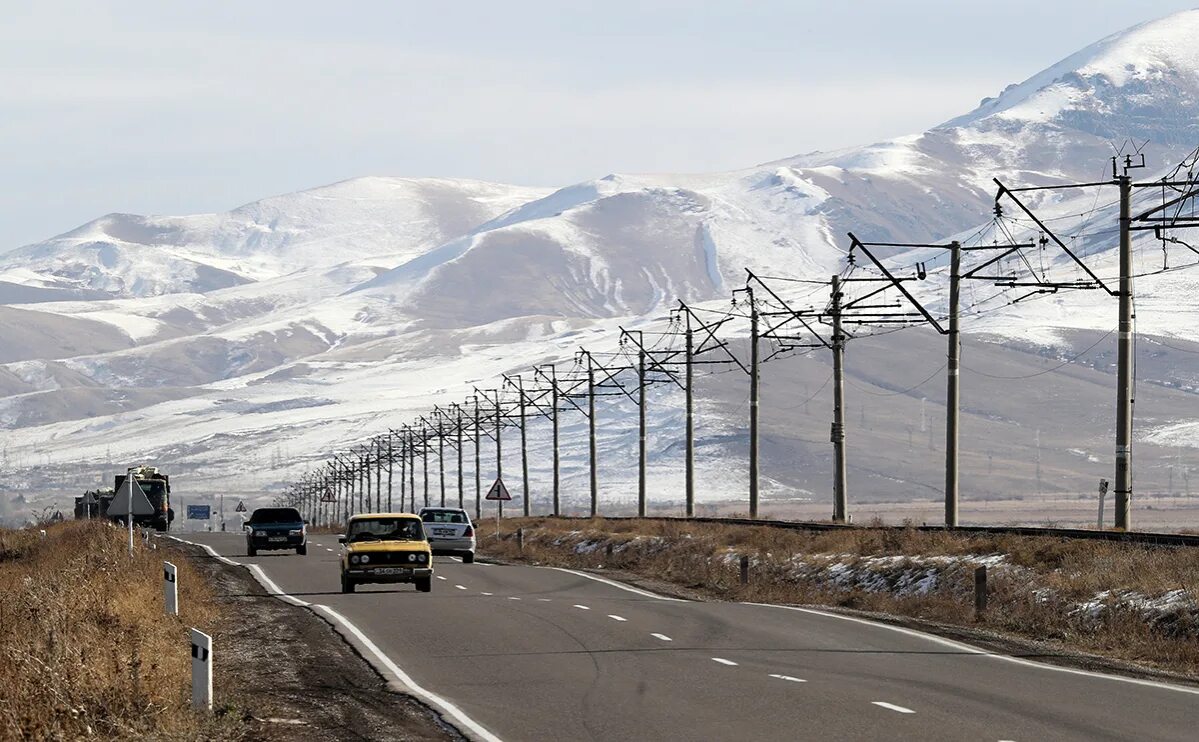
[338, 513, 433, 593]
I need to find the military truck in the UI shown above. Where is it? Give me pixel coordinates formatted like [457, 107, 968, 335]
[111, 466, 174, 532]
[73, 488, 114, 520]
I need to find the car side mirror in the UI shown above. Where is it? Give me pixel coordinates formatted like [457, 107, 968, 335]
[303, 519, 310, 525]
[338, 536, 346, 544]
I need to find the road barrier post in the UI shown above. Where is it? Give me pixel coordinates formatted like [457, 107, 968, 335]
[974, 565, 988, 621]
[190, 628, 212, 711]
[605, 543, 614, 561]
[739, 555, 750, 586]
[164, 561, 178, 616]
[517, 528, 524, 552]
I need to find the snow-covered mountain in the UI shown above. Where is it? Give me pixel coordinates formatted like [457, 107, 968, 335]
[3, 10, 1199, 524]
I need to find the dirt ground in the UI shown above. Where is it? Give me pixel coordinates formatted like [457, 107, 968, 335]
[173, 543, 459, 742]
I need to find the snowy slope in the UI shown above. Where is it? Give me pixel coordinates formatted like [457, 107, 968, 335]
[3, 10, 1199, 523]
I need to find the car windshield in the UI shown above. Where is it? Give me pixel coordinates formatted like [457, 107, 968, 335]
[347, 517, 424, 542]
[421, 510, 467, 524]
[248, 507, 302, 524]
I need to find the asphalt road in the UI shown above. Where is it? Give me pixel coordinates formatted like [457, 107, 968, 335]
[184, 532, 1199, 741]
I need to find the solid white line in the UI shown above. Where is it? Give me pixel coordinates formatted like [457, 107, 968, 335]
[769, 674, 806, 683]
[316, 605, 503, 742]
[742, 602, 1199, 697]
[455, 585, 468, 590]
[550, 567, 685, 601]
[711, 657, 738, 666]
[872, 702, 915, 714]
[651, 633, 673, 642]
[608, 614, 627, 622]
[573, 604, 590, 610]
[451, 556, 463, 562]
[169, 537, 503, 742]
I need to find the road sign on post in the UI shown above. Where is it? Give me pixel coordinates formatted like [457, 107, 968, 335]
[320, 488, 336, 503]
[109, 475, 153, 556]
[186, 505, 211, 520]
[235, 501, 247, 513]
[190, 628, 212, 711]
[485, 478, 511, 538]
[164, 561, 178, 616]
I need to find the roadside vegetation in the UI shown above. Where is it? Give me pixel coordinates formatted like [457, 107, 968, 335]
[0, 521, 249, 740]
[482, 517, 1199, 678]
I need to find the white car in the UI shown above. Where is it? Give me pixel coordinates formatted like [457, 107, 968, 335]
[418, 507, 477, 563]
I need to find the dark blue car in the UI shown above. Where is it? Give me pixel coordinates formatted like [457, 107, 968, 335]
[245, 507, 307, 556]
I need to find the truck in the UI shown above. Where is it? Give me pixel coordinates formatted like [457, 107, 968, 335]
[73, 487, 114, 520]
[111, 465, 174, 532]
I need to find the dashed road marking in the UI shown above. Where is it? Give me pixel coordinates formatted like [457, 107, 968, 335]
[651, 633, 673, 642]
[769, 674, 806, 683]
[508, 596, 522, 601]
[872, 702, 915, 714]
[573, 604, 590, 610]
[537, 598, 552, 602]
[436, 576, 447, 581]
[711, 657, 738, 666]
[325, 548, 333, 552]
[455, 585, 467, 590]
[608, 615, 627, 622]
[481, 592, 493, 596]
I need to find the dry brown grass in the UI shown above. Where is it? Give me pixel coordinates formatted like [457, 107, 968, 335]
[0, 521, 249, 740]
[483, 517, 1199, 678]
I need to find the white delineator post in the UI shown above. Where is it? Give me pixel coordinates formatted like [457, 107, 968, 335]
[190, 628, 212, 711]
[164, 561, 178, 616]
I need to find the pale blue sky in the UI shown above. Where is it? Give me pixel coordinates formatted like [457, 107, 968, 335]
[2, 1, 1195, 248]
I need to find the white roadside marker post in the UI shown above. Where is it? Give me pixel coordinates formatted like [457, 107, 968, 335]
[164, 561, 178, 616]
[189, 628, 212, 711]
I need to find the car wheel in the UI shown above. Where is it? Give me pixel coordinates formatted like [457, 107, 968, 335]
[297, 543, 307, 555]
[462, 552, 475, 564]
[341, 575, 355, 593]
[416, 576, 432, 593]
[247, 544, 257, 557]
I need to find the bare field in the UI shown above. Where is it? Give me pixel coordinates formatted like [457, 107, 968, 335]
[0, 521, 248, 740]
[482, 517, 1199, 679]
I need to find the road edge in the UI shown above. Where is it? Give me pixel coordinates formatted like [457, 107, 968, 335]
[167, 536, 503, 742]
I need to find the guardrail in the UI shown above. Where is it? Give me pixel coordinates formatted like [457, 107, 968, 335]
[542, 515, 1199, 548]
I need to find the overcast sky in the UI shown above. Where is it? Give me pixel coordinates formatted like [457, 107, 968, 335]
[2, 1, 1195, 248]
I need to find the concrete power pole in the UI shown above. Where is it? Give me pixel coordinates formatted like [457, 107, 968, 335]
[517, 378, 530, 517]
[945, 241, 961, 527]
[684, 309, 695, 517]
[638, 341, 647, 517]
[1115, 172, 1134, 531]
[455, 405, 465, 509]
[584, 352, 599, 517]
[748, 286, 760, 519]
[831, 275, 848, 524]
[473, 396, 482, 521]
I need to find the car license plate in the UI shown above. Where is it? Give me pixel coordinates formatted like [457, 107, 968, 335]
[268, 536, 286, 542]
[434, 528, 454, 536]
[374, 567, 407, 575]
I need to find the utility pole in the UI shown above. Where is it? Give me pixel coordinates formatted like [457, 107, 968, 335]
[831, 275, 848, 524]
[473, 395, 482, 521]
[507, 376, 531, 517]
[581, 351, 599, 517]
[494, 390, 503, 520]
[375, 438, 383, 512]
[386, 435, 394, 512]
[437, 409, 446, 507]
[421, 420, 430, 507]
[455, 404, 465, 508]
[407, 427, 416, 512]
[1115, 171, 1134, 531]
[945, 241, 962, 527]
[535, 365, 561, 516]
[684, 306, 695, 517]
[747, 286, 760, 518]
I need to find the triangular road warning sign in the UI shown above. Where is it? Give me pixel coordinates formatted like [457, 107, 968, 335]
[108, 476, 155, 517]
[484, 478, 512, 501]
[235, 501, 247, 513]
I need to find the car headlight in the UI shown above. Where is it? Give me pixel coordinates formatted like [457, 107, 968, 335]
[350, 555, 360, 564]
[288, 529, 302, 536]
[254, 530, 266, 537]
[408, 553, 416, 562]
[419, 553, 428, 563]
[360, 554, 370, 564]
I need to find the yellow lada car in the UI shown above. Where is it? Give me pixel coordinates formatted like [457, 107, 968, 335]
[338, 513, 433, 593]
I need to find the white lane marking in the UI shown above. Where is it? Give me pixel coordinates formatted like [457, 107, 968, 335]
[508, 596, 522, 601]
[169, 536, 238, 567]
[315, 605, 503, 742]
[550, 567, 685, 601]
[769, 674, 807, 683]
[169, 537, 503, 742]
[573, 604, 590, 610]
[436, 576, 447, 581]
[872, 702, 915, 714]
[608, 614, 627, 622]
[455, 585, 467, 590]
[481, 592, 494, 596]
[711, 657, 738, 666]
[325, 548, 334, 552]
[651, 633, 673, 642]
[742, 602, 1199, 697]
[537, 598, 552, 602]
[451, 556, 463, 562]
